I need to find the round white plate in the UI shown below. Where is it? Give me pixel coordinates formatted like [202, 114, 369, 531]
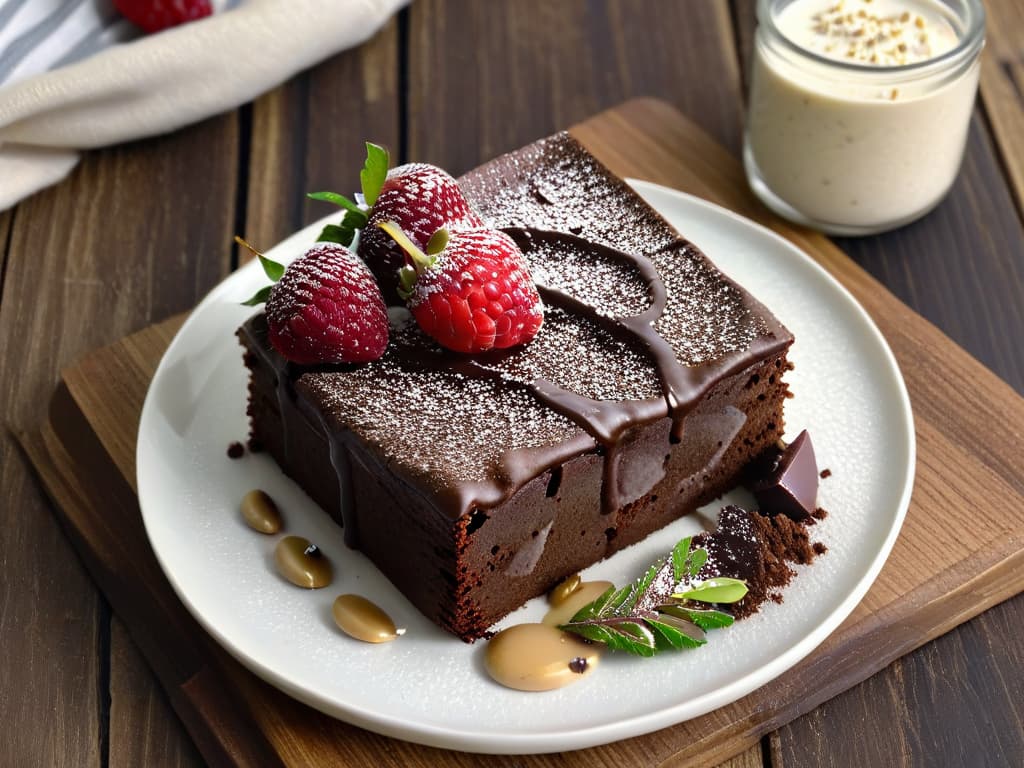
[137, 180, 914, 755]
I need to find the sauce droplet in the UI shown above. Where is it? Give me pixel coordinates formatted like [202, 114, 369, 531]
[274, 536, 332, 588]
[332, 594, 405, 643]
[548, 573, 582, 606]
[484, 623, 600, 691]
[240, 489, 282, 534]
[542, 580, 614, 627]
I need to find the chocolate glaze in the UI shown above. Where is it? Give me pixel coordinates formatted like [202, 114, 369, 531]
[239, 132, 794, 534]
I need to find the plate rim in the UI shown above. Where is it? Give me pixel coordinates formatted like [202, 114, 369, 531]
[136, 180, 916, 754]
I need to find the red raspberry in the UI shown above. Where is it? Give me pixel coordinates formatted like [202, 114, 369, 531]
[381, 225, 544, 354]
[265, 243, 389, 365]
[114, 0, 212, 33]
[359, 164, 483, 298]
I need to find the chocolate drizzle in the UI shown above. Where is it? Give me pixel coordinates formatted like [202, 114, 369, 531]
[499, 228, 790, 515]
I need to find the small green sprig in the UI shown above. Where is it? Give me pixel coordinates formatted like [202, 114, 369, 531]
[238, 237, 286, 306]
[308, 142, 390, 246]
[559, 537, 748, 657]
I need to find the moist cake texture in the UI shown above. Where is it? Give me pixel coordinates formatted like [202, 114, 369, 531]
[238, 132, 794, 640]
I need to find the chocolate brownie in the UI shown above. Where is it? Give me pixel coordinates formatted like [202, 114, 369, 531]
[238, 132, 793, 640]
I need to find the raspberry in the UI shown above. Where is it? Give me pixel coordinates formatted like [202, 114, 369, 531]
[359, 164, 483, 298]
[114, 0, 213, 33]
[381, 224, 544, 354]
[265, 243, 389, 365]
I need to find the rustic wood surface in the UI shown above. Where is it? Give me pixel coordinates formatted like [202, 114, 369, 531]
[2, 1, 1023, 766]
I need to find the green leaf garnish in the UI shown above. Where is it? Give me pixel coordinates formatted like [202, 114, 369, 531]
[359, 142, 390, 206]
[241, 285, 273, 307]
[316, 207, 367, 247]
[559, 537, 747, 656]
[307, 190, 369, 225]
[256, 253, 285, 283]
[659, 605, 735, 630]
[235, 236, 284, 307]
[673, 578, 749, 604]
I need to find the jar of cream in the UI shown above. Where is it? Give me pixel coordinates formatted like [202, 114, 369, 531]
[744, 0, 985, 235]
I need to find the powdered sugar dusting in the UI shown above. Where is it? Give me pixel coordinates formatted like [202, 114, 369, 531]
[521, 234, 651, 318]
[477, 307, 660, 403]
[301, 319, 582, 488]
[460, 133, 768, 365]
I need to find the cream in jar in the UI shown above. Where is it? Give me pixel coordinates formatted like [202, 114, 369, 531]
[744, 0, 985, 235]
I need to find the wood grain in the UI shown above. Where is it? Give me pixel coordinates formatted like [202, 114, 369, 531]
[771, 594, 1024, 768]
[981, 57, 1024, 217]
[0, 114, 239, 767]
[23, 100, 1024, 768]
[24, 386, 284, 768]
[0, 208, 12, 294]
[408, 0, 744, 173]
[109, 618, 204, 768]
[244, 21, 400, 254]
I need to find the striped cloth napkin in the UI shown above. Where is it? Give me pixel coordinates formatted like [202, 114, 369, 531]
[0, 0, 406, 211]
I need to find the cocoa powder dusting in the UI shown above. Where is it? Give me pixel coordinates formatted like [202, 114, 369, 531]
[732, 511, 822, 620]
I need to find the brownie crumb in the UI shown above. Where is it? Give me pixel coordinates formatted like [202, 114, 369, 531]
[227, 441, 245, 459]
[730, 510, 824, 619]
[813, 541, 828, 555]
[811, 507, 828, 520]
[819, 468, 832, 479]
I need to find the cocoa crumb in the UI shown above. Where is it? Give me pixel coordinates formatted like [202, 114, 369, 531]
[732, 510, 825, 619]
[813, 541, 828, 555]
[820, 468, 832, 479]
[227, 441, 245, 459]
[811, 507, 828, 520]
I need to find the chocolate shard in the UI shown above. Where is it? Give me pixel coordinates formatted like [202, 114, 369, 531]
[751, 429, 819, 519]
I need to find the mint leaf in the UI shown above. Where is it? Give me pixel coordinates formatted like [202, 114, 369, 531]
[559, 536, 745, 657]
[660, 605, 735, 630]
[360, 142, 390, 206]
[671, 536, 692, 582]
[673, 577, 749, 604]
[688, 548, 708, 578]
[647, 617, 706, 650]
[241, 285, 272, 307]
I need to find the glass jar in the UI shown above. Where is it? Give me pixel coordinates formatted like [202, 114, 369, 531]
[743, 0, 985, 236]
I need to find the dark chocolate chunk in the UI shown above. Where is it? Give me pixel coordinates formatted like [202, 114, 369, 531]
[751, 430, 819, 519]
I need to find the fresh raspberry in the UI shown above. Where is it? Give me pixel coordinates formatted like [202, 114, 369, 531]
[381, 225, 544, 354]
[114, 0, 213, 33]
[265, 243, 389, 365]
[359, 164, 483, 298]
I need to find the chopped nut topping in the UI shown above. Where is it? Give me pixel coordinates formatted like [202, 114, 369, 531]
[803, 0, 957, 67]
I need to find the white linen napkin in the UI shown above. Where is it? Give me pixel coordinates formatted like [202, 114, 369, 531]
[0, 0, 406, 211]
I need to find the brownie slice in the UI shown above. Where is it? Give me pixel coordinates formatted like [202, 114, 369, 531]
[238, 132, 793, 640]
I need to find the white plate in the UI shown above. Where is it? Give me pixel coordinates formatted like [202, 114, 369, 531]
[137, 180, 914, 755]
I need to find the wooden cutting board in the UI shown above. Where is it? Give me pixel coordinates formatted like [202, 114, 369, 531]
[21, 99, 1024, 768]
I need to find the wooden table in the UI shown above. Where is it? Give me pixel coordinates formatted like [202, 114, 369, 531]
[2, 2, 1022, 766]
